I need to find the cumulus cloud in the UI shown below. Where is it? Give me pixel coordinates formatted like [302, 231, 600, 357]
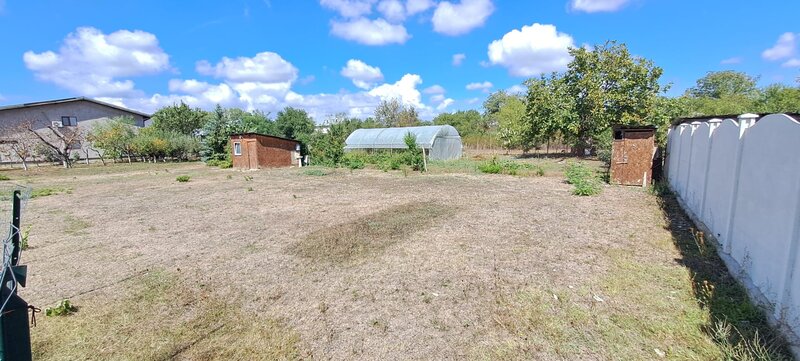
[168, 79, 212, 93]
[341, 59, 384, 89]
[368, 73, 424, 108]
[783, 58, 800, 68]
[763, 32, 797, 61]
[466, 81, 493, 92]
[331, 17, 410, 45]
[570, 0, 631, 13]
[432, 0, 494, 36]
[22, 27, 170, 97]
[196, 51, 298, 83]
[436, 98, 454, 111]
[320, 0, 376, 18]
[452, 53, 466, 66]
[406, 0, 434, 15]
[488, 23, 575, 77]
[423, 84, 445, 94]
[377, 0, 406, 22]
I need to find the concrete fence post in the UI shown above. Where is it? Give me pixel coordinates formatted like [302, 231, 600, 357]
[699, 119, 722, 221]
[724, 113, 759, 253]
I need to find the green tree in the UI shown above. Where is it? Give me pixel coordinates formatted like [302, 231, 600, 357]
[562, 41, 664, 154]
[483, 91, 512, 128]
[756, 84, 800, 113]
[524, 74, 573, 151]
[87, 116, 138, 163]
[374, 99, 402, 127]
[686, 71, 759, 99]
[308, 114, 367, 166]
[683, 71, 761, 116]
[495, 96, 530, 151]
[275, 107, 315, 141]
[150, 102, 209, 135]
[433, 110, 487, 137]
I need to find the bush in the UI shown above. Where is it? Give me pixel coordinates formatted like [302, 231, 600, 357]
[176, 175, 191, 182]
[342, 152, 366, 170]
[565, 162, 602, 196]
[217, 160, 232, 169]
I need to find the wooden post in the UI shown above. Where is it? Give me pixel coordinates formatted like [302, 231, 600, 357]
[422, 148, 428, 172]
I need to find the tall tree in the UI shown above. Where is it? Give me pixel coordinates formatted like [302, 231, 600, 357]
[433, 110, 487, 137]
[562, 41, 664, 154]
[496, 96, 529, 151]
[686, 71, 759, 99]
[524, 74, 573, 151]
[151, 102, 209, 135]
[757, 84, 800, 113]
[275, 107, 315, 140]
[374, 99, 402, 127]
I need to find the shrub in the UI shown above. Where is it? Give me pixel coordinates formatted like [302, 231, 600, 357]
[46, 299, 77, 317]
[565, 162, 602, 196]
[478, 157, 542, 176]
[342, 152, 366, 170]
[217, 159, 232, 169]
[176, 175, 191, 182]
[20, 225, 31, 250]
[206, 159, 221, 167]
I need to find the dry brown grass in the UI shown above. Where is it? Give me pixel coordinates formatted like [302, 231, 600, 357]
[289, 202, 453, 264]
[5, 161, 786, 360]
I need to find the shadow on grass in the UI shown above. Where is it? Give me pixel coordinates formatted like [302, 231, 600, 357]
[654, 184, 793, 359]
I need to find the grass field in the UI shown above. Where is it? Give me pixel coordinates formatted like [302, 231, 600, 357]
[3, 158, 789, 360]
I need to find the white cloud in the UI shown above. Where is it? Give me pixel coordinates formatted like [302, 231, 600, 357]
[466, 97, 480, 105]
[436, 98, 454, 111]
[168, 79, 212, 93]
[452, 53, 466, 66]
[196, 52, 298, 83]
[377, 0, 406, 22]
[406, 0, 434, 15]
[432, 0, 494, 36]
[330, 17, 410, 45]
[341, 59, 384, 89]
[488, 23, 575, 77]
[466, 81, 493, 92]
[423, 84, 445, 94]
[720, 57, 742, 65]
[783, 58, 800, 68]
[22, 27, 170, 97]
[368, 73, 424, 108]
[763, 32, 797, 61]
[430, 94, 446, 103]
[320, 0, 376, 18]
[570, 0, 631, 13]
[507, 84, 526, 94]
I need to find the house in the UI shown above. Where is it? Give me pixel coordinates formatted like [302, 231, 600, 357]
[0, 97, 150, 163]
[230, 133, 302, 169]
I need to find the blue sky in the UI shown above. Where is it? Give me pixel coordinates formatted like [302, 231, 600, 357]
[0, 0, 798, 121]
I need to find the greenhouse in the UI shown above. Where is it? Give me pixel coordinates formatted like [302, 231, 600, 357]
[344, 125, 462, 160]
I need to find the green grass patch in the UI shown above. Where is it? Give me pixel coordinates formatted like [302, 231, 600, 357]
[478, 157, 545, 176]
[175, 175, 191, 182]
[0, 174, 10, 181]
[303, 168, 329, 176]
[289, 202, 453, 264]
[31, 187, 71, 198]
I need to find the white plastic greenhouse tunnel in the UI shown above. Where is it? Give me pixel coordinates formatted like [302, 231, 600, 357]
[344, 125, 463, 161]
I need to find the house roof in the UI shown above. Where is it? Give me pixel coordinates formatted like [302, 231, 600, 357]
[0, 97, 152, 119]
[230, 133, 301, 144]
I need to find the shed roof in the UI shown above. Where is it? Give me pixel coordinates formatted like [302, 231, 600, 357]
[230, 133, 300, 144]
[0, 97, 152, 118]
[344, 125, 460, 150]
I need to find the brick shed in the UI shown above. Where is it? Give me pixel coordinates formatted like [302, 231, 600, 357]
[230, 133, 301, 169]
[610, 125, 657, 186]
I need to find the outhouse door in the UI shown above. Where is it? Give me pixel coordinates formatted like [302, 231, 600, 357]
[246, 140, 258, 169]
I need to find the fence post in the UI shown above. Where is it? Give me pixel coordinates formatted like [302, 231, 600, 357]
[723, 113, 759, 253]
[699, 119, 722, 222]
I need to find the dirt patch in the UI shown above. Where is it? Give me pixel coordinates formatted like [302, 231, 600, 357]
[288, 201, 453, 264]
[32, 269, 306, 361]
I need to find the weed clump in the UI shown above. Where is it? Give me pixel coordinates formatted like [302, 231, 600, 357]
[0, 175, 10, 181]
[565, 162, 601, 196]
[46, 299, 77, 317]
[303, 169, 328, 176]
[176, 175, 191, 182]
[478, 157, 544, 176]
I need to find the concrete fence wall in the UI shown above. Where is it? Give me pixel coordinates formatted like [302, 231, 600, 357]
[666, 113, 800, 349]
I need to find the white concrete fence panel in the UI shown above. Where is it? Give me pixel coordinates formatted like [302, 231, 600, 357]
[666, 113, 800, 351]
